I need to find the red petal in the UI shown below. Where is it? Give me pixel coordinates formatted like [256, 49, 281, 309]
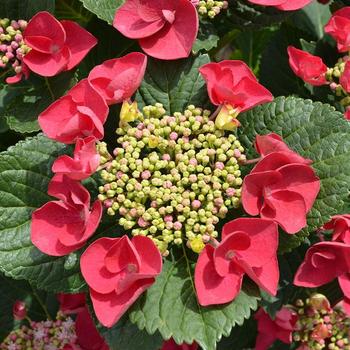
[242, 170, 282, 216]
[139, 0, 198, 60]
[269, 163, 320, 212]
[69, 79, 108, 125]
[88, 53, 147, 105]
[214, 232, 251, 276]
[294, 242, 350, 287]
[339, 273, 350, 300]
[194, 245, 243, 306]
[132, 235, 163, 275]
[276, 0, 313, 11]
[81, 238, 123, 294]
[59, 200, 102, 247]
[104, 236, 141, 274]
[24, 11, 66, 53]
[113, 0, 165, 39]
[228, 77, 273, 112]
[48, 174, 90, 207]
[75, 306, 108, 350]
[261, 190, 307, 234]
[61, 20, 97, 70]
[31, 201, 85, 256]
[57, 293, 86, 314]
[23, 47, 69, 76]
[239, 257, 279, 296]
[222, 218, 279, 268]
[90, 279, 155, 327]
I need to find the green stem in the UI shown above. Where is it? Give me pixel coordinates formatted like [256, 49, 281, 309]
[45, 77, 55, 102]
[31, 285, 52, 321]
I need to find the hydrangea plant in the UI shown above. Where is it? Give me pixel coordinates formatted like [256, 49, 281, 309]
[2, 0, 350, 350]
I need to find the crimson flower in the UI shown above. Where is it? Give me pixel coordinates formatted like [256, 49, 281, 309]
[247, 0, 312, 11]
[325, 7, 350, 53]
[194, 218, 279, 306]
[323, 214, 350, 244]
[255, 307, 298, 350]
[161, 339, 198, 350]
[80, 235, 162, 327]
[57, 293, 86, 314]
[294, 241, 350, 309]
[39, 79, 108, 144]
[52, 137, 100, 180]
[23, 11, 97, 76]
[113, 0, 198, 60]
[287, 46, 328, 86]
[242, 137, 320, 234]
[88, 53, 147, 105]
[199, 60, 273, 113]
[340, 61, 350, 93]
[31, 175, 102, 256]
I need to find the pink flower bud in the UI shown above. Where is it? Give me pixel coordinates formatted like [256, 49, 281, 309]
[226, 188, 236, 197]
[13, 300, 27, 320]
[164, 215, 173, 222]
[141, 170, 151, 179]
[104, 199, 113, 208]
[192, 200, 201, 209]
[173, 221, 182, 230]
[14, 33, 22, 42]
[138, 217, 149, 227]
[215, 162, 224, 170]
[162, 154, 171, 161]
[170, 132, 178, 140]
[189, 158, 198, 166]
[234, 149, 241, 158]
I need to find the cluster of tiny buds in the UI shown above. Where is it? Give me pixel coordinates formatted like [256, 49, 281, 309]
[97, 103, 245, 255]
[325, 56, 350, 109]
[0, 312, 77, 350]
[193, 0, 228, 19]
[293, 294, 350, 350]
[0, 18, 30, 75]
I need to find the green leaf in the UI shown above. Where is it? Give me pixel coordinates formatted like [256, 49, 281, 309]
[0, 134, 86, 292]
[221, 0, 290, 30]
[78, 0, 124, 24]
[55, 0, 93, 26]
[193, 21, 219, 54]
[239, 96, 350, 252]
[100, 316, 164, 350]
[0, 273, 58, 341]
[129, 247, 260, 350]
[136, 54, 210, 114]
[0, 0, 55, 19]
[2, 72, 76, 134]
[291, 0, 331, 40]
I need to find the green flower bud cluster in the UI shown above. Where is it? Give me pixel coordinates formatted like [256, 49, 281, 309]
[293, 294, 350, 350]
[196, 0, 228, 19]
[98, 103, 245, 255]
[0, 312, 78, 350]
[0, 18, 30, 75]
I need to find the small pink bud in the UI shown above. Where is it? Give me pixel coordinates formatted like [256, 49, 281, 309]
[330, 82, 338, 90]
[170, 132, 178, 140]
[141, 170, 151, 179]
[226, 188, 236, 197]
[6, 52, 14, 59]
[164, 215, 173, 222]
[104, 199, 113, 208]
[15, 34, 22, 42]
[13, 300, 27, 320]
[11, 20, 20, 30]
[135, 130, 143, 139]
[215, 162, 224, 170]
[189, 158, 198, 166]
[162, 154, 171, 161]
[173, 221, 182, 230]
[0, 44, 7, 52]
[192, 200, 201, 209]
[151, 200, 158, 208]
[234, 149, 241, 158]
[138, 217, 149, 227]
[129, 208, 137, 217]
